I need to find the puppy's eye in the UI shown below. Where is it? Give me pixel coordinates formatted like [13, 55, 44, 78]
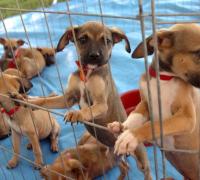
[4, 46, 8, 50]
[78, 36, 87, 45]
[106, 38, 111, 44]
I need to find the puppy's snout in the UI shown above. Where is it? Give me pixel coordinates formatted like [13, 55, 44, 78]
[7, 52, 14, 58]
[19, 79, 33, 94]
[187, 73, 200, 88]
[89, 52, 100, 60]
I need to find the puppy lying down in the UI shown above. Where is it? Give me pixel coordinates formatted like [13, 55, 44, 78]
[40, 137, 129, 180]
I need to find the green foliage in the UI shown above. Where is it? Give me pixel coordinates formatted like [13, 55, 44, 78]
[0, 0, 65, 18]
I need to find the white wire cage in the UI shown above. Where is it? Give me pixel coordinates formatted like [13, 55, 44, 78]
[0, 0, 199, 180]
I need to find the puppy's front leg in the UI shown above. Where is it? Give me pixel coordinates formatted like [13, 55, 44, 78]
[65, 76, 107, 122]
[115, 101, 196, 155]
[108, 98, 149, 134]
[26, 74, 80, 109]
[7, 129, 21, 168]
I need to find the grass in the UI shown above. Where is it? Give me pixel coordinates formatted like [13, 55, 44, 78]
[0, 0, 65, 18]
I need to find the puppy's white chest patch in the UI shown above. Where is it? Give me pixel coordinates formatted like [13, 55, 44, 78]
[140, 77, 179, 149]
[79, 81, 90, 108]
[3, 114, 25, 135]
[141, 78, 179, 120]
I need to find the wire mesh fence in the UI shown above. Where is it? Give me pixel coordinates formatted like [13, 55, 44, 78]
[0, 0, 199, 180]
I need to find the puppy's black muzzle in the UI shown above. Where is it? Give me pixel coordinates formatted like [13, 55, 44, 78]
[187, 73, 200, 88]
[19, 81, 33, 94]
[82, 50, 104, 66]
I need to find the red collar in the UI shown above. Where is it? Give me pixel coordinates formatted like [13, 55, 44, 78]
[7, 49, 21, 69]
[75, 61, 97, 82]
[149, 67, 174, 81]
[1, 106, 20, 117]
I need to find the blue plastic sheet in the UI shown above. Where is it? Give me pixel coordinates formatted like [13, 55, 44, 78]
[1, 0, 199, 179]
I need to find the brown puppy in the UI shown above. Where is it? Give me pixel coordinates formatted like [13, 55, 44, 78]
[109, 23, 200, 180]
[0, 68, 25, 139]
[0, 73, 60, 169]
[21, 21, 152, 179]
[40, 137, 129, 180]
[0, 38, 56, 79]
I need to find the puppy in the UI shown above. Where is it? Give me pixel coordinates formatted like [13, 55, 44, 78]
[0, 38, 56, 79]
[40, 137, 129, 180]
[109, 23, 200, 180]
[21, 21, 152, 179]
[0, 73, 60, 169]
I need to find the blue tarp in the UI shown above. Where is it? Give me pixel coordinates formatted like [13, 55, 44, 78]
[1, 0, 199, 179]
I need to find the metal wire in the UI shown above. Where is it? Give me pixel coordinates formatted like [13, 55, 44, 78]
[138, 0, 159, 179]
[0, 145, 74, 180]
[150, 0, 166, 178]
[1, 0, 200, 180]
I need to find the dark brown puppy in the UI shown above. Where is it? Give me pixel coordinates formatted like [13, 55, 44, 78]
[23, 21, 152, 179]
[40, 137, 129, 180]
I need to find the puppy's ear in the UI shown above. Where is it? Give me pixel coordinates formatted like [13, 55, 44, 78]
[109, 27, 131, 53]
[56, 26, 80, 52]
[0, 38, 6, 45]
[16, 39, 25, 47]
[132, 30, 174, 58]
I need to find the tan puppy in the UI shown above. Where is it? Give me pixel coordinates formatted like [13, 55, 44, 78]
[0, 73, 60, 169]
[40, 137, 129, 180]
[0, 68, 25, 139]
[109, 23, 200, 180]
[20, 21, 152, 179]
[0, 38, 56, 79]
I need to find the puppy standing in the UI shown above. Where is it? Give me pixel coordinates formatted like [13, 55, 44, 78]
[0, 38, 56, 79]
[23, 21, 152, 179]
[109, 23, 200, 180]
[0, 73, 60, 169]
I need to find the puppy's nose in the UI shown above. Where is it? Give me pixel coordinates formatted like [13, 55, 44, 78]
[89, 52, 100, 59]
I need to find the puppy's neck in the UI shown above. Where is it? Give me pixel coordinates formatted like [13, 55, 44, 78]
[0, 100, 20, 117]
[151, 56, 174, 75]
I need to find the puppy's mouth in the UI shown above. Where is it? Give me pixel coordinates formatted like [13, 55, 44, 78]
[81, 57, 108, 67]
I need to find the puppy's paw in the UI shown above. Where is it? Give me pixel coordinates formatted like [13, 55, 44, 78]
[107, 121, 123, 134]
[114, 130, 138, 156]
[34, 159, 44, 170]
[26, 143, 32, 150]
[64, 110, 83, 123]
[7, 158, 18, 169]
[51, 143, 59, 153]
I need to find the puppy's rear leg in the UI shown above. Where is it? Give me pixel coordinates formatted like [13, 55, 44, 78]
[118, 160, 129, 180]
[50, 120, 60, 152]
[133, 143, 152, 180]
